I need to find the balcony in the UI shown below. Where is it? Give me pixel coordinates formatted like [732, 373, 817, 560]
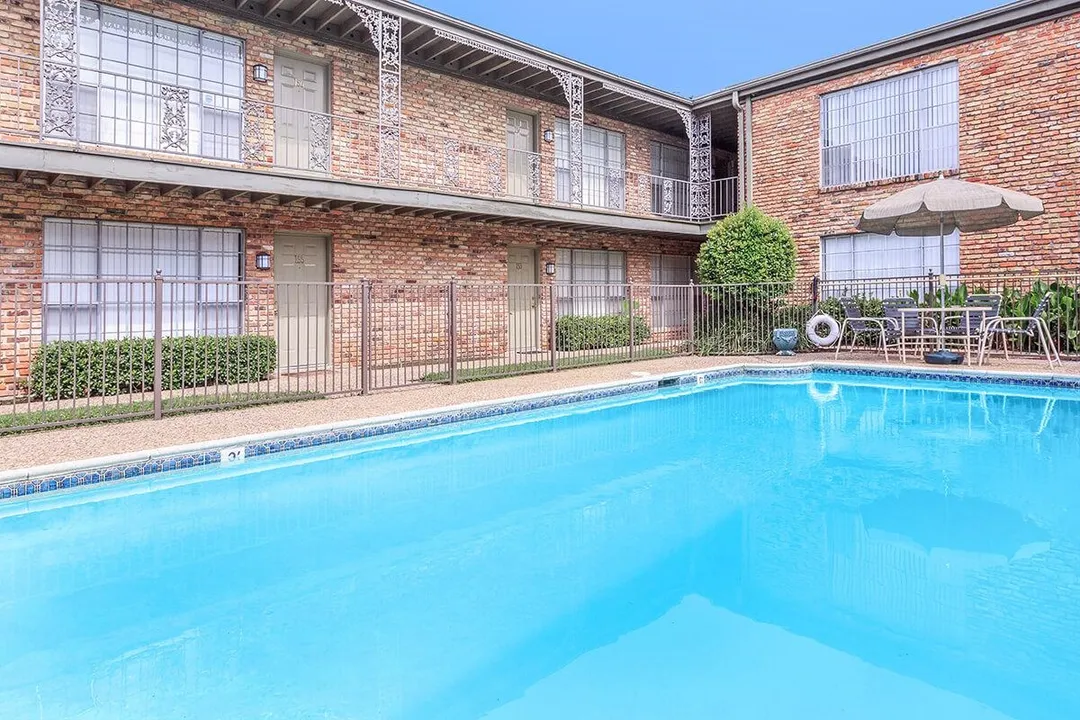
[0, 51, 736, 229]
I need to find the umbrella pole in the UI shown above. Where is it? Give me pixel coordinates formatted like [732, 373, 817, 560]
[939, 214, 946, 350]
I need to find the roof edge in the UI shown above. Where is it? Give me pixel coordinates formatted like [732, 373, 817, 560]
[363, 0, 694, 108]
[692, 0, 1080, 107]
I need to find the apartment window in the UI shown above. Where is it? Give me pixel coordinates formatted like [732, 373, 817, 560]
[70, 2, 244, 159]
[820, 63, 958, 187]
[821, 231, 959, 296]
[555, 120, 626, 209]
[650, 254, 693, 328]
[650, 141, 690, 217]
[554, 248, 626, 316]
[43, 219, 244, 341]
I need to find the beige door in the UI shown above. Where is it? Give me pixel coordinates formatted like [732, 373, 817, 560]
[275, 234, 329, 370]
[506, 111, 535, 199]
[275, 55, 329, 171]
[508, 247, 539, 354]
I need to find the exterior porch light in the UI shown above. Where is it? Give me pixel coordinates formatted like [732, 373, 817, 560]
[255, 251, 272, 271]
[544, 261, 556, 276]
[252, 63, 269, 83]
[542, 129, 554, 143]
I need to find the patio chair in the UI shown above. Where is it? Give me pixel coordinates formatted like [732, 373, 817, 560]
[943, 294, 1002, 364]
[834, 296, 897, 360]
[882, 297, 939, 362]
[978, 292, 1062, 368]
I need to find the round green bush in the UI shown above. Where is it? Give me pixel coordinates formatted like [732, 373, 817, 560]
[696, 206, 796, 299]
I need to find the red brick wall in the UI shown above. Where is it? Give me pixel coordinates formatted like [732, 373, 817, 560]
[750, 12, 1080, 282]
[0, 177, 700, 393]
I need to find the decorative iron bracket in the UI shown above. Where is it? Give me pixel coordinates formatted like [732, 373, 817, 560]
[550, 67, 583, 206]
[335, 0, 402, 181]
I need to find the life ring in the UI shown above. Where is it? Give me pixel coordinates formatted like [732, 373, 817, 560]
[808, 382, 840, 404]
[806, 313, 841, 348]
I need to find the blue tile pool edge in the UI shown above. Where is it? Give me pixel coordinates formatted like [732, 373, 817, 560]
[3, 361, 1079, 501]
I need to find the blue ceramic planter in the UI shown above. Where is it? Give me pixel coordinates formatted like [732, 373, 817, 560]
[773, 328, 798, 356]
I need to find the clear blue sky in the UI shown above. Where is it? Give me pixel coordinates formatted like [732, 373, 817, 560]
[417, 0, 1005, 97]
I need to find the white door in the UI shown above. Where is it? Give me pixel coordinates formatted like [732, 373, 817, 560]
[506, 111, 535, 199]
[275, 56, 329, 171]
[508, 247, 539, 354]
[275, 234, 329, 370]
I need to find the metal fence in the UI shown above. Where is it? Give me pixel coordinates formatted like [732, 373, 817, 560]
[817, 271, 1080, 357]
[2, 272, 1076, 433]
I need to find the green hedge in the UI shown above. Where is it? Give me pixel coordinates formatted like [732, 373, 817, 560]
[29, 335, 277, 401]
[555, 313, 651, 351]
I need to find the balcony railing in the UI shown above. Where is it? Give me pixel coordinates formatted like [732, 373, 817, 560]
[1, 52, 735, 223]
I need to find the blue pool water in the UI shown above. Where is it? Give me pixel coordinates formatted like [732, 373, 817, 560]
[1, 372, 1079, 719]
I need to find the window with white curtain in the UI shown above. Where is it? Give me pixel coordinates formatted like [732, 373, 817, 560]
[71, 2, 244, 159]
[555, 120, 626, 209]
[821, 231, 960, 296]
[650, 254, 692, 328]
[820, 63, 958, 187]
[43, 219, 244, 341]
[554, 248, 626, 316]
[650, 141, 690, 217]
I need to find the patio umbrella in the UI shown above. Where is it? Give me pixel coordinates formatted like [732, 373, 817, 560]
[856, 176, 1044, 335]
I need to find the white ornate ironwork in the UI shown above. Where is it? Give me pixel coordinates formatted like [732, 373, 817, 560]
[308, 113, 331, 172]
[689, 112, 713, 221]
[662, 178, 675, 216]
[159, 85, 189, 152]
[443, 139, 461, 186]
[41, 0, 80, 139]
[335, 1, 401, 181]
[550, 67, 583, 206]
[433, 29, 547, 70]
[241, 100, 268, 162]
[606, 166, 625, 211]
[486, 145, 503, 196]
[528, 152, 541, 203]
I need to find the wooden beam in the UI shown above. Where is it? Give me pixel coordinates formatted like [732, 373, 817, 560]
[263, 0, 288, 18]
[125, 181, 147, 195]
[339, 16, 365, 38]
[315, 6, 347, 33]
[194, 187, 219, 199]
[468, 56, 514, 75]
[89, 176, 109, 190]
[222, 189, 250, 201]
[289, 0, 321, 25]
[15, 169, 28, 182]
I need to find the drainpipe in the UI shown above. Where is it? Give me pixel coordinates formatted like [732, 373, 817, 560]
[731, 91, 745, 210]
[744, 96, 753, 207]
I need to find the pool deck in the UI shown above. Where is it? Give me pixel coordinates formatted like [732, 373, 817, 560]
[1, 353, 1077, 474]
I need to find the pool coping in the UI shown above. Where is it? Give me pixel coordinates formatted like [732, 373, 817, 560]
[3, 360, 1079, 500]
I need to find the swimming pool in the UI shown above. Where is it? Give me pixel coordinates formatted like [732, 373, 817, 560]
[1, 370, 1078, 719]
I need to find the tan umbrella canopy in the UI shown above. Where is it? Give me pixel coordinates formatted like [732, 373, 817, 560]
[857, 175, 1044, 236]
[856, 175, 1044, 346]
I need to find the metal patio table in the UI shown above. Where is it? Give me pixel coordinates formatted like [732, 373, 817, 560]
[898, 306, 993, 365]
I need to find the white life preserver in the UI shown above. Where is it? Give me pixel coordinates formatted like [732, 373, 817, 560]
[806, 313, 841, 348]
[808, 382, 840, 404]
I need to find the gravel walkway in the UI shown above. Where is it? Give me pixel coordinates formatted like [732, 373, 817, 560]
[1, 354, 1075, 473]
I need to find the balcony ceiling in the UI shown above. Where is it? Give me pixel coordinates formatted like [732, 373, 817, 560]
[187, 0, 708, 140]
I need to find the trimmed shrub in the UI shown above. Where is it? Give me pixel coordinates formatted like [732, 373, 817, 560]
[28, 335, 277, 401]
[555, 313, 650, 351]
[694, 303, 815, 355]
[696, 206, 796, 301]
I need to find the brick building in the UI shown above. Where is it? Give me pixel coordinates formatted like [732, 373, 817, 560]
[697, 0, 1080, 287]
[0, 0, 1077, 391]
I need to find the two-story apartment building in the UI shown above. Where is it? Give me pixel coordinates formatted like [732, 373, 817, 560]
[0, 0, 1076, 392]
[700, 0, 1080, 288]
